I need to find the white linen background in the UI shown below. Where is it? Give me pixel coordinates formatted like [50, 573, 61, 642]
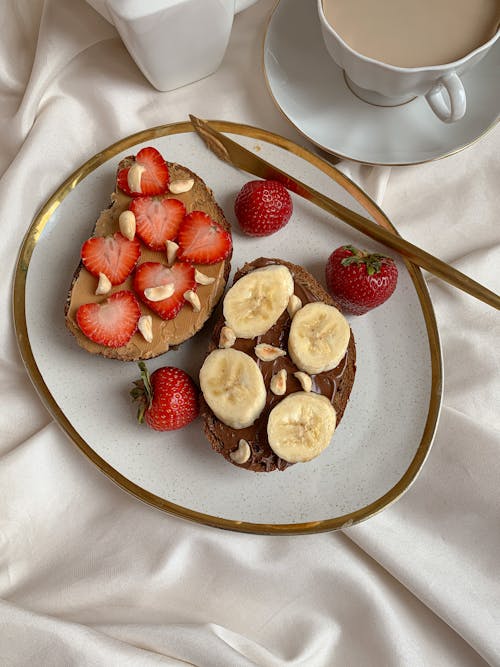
[1, 1, 499, 665]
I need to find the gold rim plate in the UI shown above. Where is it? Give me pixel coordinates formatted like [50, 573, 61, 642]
[13, 120, 442, 535]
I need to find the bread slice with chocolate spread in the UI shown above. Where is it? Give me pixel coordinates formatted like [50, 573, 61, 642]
[199, 257, 356, 472]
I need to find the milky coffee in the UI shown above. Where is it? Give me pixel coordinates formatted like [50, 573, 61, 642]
[321, 0, 500, 68]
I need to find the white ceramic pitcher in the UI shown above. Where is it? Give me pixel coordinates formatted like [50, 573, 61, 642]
[87, 0, 260, 91]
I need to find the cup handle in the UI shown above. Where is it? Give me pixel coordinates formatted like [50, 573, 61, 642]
[425, 72, 466, 123]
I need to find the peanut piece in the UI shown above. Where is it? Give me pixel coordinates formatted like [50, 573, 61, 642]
[294, 371, 312, 392]
[229, 439, 251, 465]
[184, 290, 201, 312]
[144, 283, 175, 301]
[195, 269, 215, 285]
[287, 294, 302, 318]
[127, 163, 145, 193]
[254, 344, 286, 362]
[166, 240, 179, 266]
[219, 326, 236, 349]
[270, 369, 287, 396]
[169, 178, 194, 194]
[138, 315, 153, 343]
[95, 272, 112, 295]
[119, 210, 136, 240]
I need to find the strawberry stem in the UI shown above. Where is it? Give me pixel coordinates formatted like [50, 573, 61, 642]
[341, 245, 391, 276]
[130, 361, 154, 424]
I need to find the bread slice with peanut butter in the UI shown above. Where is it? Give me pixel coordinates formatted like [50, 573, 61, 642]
[65, 148, 232, 361]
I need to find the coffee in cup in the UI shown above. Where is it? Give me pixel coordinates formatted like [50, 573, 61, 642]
[318, 0, 500, 122]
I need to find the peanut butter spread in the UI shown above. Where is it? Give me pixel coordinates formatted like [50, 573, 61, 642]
[65, 162, 231, 360]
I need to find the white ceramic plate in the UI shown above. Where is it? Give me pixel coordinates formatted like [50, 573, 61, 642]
[264, 0, 500, 166]
[14, 121, 442, 534]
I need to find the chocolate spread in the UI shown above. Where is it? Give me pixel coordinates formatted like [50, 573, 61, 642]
[202, 258, 356, 472]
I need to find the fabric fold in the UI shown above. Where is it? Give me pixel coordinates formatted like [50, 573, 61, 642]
[1, 0, 499, 664]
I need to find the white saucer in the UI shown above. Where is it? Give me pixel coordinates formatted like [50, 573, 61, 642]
[263, 0, 499, 166]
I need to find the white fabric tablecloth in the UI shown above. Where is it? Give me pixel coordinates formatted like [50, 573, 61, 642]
[1, 1, 499, 665]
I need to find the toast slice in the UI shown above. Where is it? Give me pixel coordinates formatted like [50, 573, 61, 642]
[65, 153, 232, 360]
[200, 257, 357, 472]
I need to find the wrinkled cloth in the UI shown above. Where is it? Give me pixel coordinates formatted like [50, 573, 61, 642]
[1, 1, 499, 665]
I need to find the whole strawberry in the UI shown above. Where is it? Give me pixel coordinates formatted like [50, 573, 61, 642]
[325, 245, 398, 315]
[234, 180, 292, 236]
[131, 362, 199, 431]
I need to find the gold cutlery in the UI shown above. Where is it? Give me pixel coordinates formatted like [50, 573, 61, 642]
[189, 115, 499, 310]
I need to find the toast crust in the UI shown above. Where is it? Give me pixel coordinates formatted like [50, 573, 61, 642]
[200, 257, 357, 472]
[65, 159, 232, 361]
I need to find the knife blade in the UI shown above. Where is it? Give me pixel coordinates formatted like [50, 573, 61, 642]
[189, 115, 499, 310]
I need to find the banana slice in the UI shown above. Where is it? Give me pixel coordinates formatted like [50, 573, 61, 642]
[223, 265, 294, 339]
[199, 348, 266, 429]
[267, 392, 336, 463]
[288, 302, 350, 375]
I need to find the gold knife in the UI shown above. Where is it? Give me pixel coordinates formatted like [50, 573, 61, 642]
[189, 115, 499, 311]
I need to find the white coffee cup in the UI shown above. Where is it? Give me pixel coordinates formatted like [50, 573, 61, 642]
[87, 0, 260, 91]
[317, 0, 499, 122]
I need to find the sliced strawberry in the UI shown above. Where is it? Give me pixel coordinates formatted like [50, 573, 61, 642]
[76, 290, 141, 348]
[176, 211, 232, 265]
[133, 261, 196, 320]
[117, 147, 169, 197]
[81, 233, 140, 285]
[130, 196, 186, 250]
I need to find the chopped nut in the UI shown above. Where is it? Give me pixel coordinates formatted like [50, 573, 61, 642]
[287, 294, 302, 318]
[184, 289, 201, 312]
[169, 178, 194, 194]
[195, 268, 215, 285]
[219, 326, 236, 349]
[294, 371, 312, 392]
[229, 439, 251, 464]
[118, 210, 136, 240]
[144, 283, 175, 301]
[127, 163, 145, 193]
[95, 272, 112, 295]
[166, 240, 179, 266]
[138, 315, 153, 343]
[254, 344, 286, 362]
[270, 369, 287, 396]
